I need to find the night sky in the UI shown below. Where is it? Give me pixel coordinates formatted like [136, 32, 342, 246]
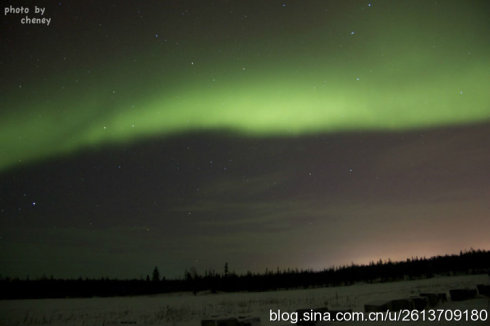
[1, 0, 489, 279]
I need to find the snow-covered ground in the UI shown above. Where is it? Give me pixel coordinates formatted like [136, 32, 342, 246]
[0, 274, 488, 326]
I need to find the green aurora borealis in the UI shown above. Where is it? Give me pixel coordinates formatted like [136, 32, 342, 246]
[2, 0, 489, 172]
[1, 0, 490, 279]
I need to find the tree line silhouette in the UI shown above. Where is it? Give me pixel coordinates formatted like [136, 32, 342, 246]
[1, 249, 489, 299]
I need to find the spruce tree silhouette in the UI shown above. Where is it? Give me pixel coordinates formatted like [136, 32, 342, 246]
[152, 266, 160, 282]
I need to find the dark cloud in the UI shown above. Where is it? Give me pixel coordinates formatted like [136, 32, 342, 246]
[1, 124, 489, 277]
